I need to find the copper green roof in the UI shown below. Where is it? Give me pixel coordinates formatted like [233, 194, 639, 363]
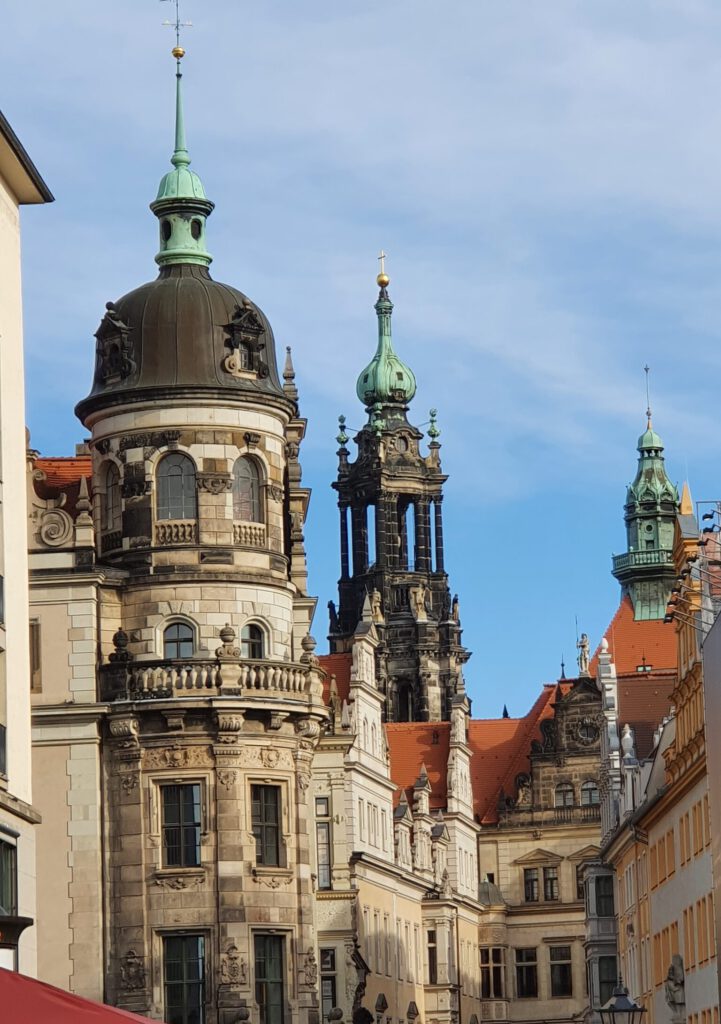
[356, 286, 416, 409]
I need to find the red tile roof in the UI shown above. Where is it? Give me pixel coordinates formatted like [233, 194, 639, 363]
[616, 670, 675, 759]
[590, 596, 676, 675]
[33, 455, 92, 517]
[386, 722, 450, 810]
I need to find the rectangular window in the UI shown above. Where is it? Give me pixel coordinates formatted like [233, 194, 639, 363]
[29, 619, 42, 692]
[515, 948, 538, 998]
[427, 929, 438, 985]
[596, 875, 615, 917]
[550, 945, 573, 997]
[0, 840, 18, 915]
[316, 797, 331, 890]
[255, 934, 284, 1024]
[480, 947, 505, 999]
[252, 785, 281, 867]
[524, 867, 539, 902]
[320, 949, 336, 1024]
[543, 865, 559, 901]
[163, 934, 205, 1024]
[161, 784, 201, 868]
[599, 955, 617, 1005]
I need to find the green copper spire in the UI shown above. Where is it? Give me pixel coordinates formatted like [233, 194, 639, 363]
[612, 400, 679, 620]
[150, 49, 214, 267]
[356, 258, 417, 410]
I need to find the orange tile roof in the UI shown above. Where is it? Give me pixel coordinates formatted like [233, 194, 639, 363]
[33, 455, 92, 516]
[590, 596, 676, 675]
[318, 653, 352, 705]
[386, 723, 450, 810]
[617, 670, 675, 759]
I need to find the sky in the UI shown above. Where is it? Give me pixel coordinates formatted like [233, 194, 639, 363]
[5, 0, 721, 716]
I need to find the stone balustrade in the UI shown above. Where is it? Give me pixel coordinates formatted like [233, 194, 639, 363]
[154, 520, 197, 545]
[100, 656, 315, 702]
[233, 521, 266, 547]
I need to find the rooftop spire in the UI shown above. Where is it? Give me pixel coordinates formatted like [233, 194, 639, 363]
[355, 253, 417, 410]
[644, 363, 652, 428]
[150, 9, 214, 269]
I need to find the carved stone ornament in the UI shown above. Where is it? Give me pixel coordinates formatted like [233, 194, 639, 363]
[39, 508, 73, 547]
[261, 747, 280, 768]
[269, 484, 284, 502]
[154, 873, 203, 891]
[120, 774, 138, 796]
[143, 745, 213, 770]
[119, 430, 181, 452]
[303, 947, 318, 987]
[220, 944, 247, 986]
[252, 872, 292, 889]
[222, 301, 269, 378]
[120, 949, 146, 991]
[297, 773, 311, 794]
[216, 712, 244, 736]
[217, 769, 237, 791]
[95, 302, 135, 385]
[109, 716, 140, 747]
[198, 473, 232, 494]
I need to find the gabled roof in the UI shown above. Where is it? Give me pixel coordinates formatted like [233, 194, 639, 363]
[0, 109, 53, 203]
[386, 723, 450, 810]
[590, 596, 676, 676]
[616, 670, 675, 760]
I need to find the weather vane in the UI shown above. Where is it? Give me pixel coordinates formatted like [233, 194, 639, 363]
[161, 0, 192, 54]
[644, 363, 652, 427]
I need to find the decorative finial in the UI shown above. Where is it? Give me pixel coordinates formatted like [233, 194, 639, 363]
[377, 249, 390, 289]
[644, 364, 652, 428]
[560, 655, 566, 679]
[283, 346, 298, 400]
[428, 408, 441, 441]
[336, 414, 349, 447]
[162, 0, 192, 57]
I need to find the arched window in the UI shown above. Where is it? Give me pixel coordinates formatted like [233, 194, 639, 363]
[581, 781, 600, 806]
[241, 624, 264, 660]
[555, 783, 574, 808]
[102, 463, 121, 532]
[233, 457, 262, 522]
[163, 622, 194, 660]
[397, 682, 413, 723]
[156, 453, 197, 521]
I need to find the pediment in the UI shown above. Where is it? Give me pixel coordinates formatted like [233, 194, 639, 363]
[512, 847, 562, 867]
[567, 844, 601, 863]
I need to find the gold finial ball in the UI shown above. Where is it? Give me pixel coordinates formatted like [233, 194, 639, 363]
[172, 46, 185, 59]
[377, 272, 390, 288]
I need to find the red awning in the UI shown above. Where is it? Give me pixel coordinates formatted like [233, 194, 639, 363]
[0, 968, 156, 1023]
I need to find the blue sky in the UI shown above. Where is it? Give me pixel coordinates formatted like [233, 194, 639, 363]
[5, 1, 721, 716]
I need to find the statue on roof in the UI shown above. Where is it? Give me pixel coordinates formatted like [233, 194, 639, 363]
[577, 632, 590, 676]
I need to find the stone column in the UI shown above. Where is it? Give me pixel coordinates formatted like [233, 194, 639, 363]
[339, 505, 350, 579]
[433, 497, 445, 572]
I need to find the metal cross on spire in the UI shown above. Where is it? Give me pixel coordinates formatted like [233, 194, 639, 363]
[161, 0, 192, 52]
[644, 363, 652, 427]
[378, 249, 387, 276]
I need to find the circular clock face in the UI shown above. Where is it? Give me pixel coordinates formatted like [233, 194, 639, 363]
[578, 722, 599, 744]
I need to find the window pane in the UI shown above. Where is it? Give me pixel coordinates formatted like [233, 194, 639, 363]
[524, 868, 539, 902]
[233, 458, 262, 523]
[252, 785, 280, 866]
[599, 955, 617, 1004]
[596, 875, 615, 917]
[157, 454, 197, 521]
[164, 622, 194, 660]
[162, 784, 201, 868]
[515, 948, 537, 998]
[544, 866, 559, 901]
[255, 935, 284, 1024]
[0, 841, 17, 915]
[581, 782, 600, 806]
[241, 624, 264, 660]
[164, 934, 205, 1024]
[317, 821, 331, 890]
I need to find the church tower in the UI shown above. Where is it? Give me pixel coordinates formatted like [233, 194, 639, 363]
[329, 263, 469, 722]
[611, 411, 679, 620]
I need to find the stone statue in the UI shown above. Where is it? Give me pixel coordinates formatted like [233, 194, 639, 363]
[303, 947, 318, 987]
[370, 589, 384, 624]
[577, 632, 590, 676]
[328, 600, 339, 633]
[410, 583, 427, 622]
[451, 594, 460, 622]
[664, 954, 685, 1022]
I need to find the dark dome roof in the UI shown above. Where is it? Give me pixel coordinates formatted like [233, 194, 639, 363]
[76, 264, 289, 422]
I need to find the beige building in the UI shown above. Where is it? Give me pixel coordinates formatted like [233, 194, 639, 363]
[0, 109, 52, 973]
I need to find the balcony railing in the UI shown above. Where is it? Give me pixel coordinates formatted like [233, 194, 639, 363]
[100, 657, 314, 702]
[154, 520, 197, 545]
[612, 548, 673, 572]
[500, 804, 601, 827]
[233, 521, 266, 547]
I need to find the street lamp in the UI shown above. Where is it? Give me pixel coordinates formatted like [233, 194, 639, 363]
[598, 981, 647, 1024]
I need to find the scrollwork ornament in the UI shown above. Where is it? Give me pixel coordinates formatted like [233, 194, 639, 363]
[120, 950, 146, 991]
[39, 509, 73, 547]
